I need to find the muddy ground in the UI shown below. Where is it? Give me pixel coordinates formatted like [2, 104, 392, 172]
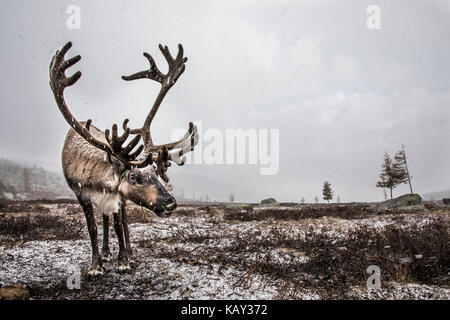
[0, 201, 448, 299]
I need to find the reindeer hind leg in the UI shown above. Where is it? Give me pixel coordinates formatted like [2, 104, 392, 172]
[101, 213, 111, 262]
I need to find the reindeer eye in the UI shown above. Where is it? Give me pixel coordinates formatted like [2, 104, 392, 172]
[129, 173, 142, 185]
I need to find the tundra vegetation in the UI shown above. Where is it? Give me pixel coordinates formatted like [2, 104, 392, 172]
[0, 198, 448, 300]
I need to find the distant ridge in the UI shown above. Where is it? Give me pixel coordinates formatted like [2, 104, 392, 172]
[421, 190, 450, 201]
[0, 158, 73, 200]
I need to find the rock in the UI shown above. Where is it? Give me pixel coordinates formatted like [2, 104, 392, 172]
[198, 206, 211, 212]
[260, 198, 279, 206]
[443, 198, 450, 205]
[378, 194, 422, 208]
[0, 284, 30, 300]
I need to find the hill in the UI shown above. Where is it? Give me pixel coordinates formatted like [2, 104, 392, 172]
[0, 158, 73, 200]
[421, 190, 450, 201]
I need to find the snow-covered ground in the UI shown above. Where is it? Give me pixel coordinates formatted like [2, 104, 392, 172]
[0, 203, 448, 299]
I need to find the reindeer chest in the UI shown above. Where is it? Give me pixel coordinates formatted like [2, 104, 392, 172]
[88, 191, 122, 215]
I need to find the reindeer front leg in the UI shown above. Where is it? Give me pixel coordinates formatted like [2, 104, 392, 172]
[77, 196, 103, 276]
[120, 203, 135, 266]
[113, 210, 130, 272]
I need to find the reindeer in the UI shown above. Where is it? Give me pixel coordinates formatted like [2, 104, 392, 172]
[49, 41, 198, 275]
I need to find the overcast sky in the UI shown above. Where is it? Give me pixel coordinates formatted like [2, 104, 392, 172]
[0, 0, 449, 202]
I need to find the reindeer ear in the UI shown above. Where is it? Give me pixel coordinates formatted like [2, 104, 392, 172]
[107, 154, 127, 174]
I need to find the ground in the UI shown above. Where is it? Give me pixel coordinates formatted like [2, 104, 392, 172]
[0, 201, 448, 300]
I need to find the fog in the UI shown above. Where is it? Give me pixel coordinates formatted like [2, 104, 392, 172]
[0, 0, 449, 202]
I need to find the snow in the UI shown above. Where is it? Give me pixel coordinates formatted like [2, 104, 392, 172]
[0, 204, 448, 300]
[349, 282, 450, 300]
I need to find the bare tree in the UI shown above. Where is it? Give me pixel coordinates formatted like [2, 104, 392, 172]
[314, 195, 319, 203]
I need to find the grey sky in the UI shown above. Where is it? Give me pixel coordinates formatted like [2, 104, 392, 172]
[0, 0, 449, 202]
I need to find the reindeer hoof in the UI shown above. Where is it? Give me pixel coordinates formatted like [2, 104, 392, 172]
[128, 259, 137, 267]
[87, 267, 104, 277]
[101, 254, 110, 262]
[117, 264, 131, 273]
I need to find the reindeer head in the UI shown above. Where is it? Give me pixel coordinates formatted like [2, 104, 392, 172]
[49, 41, 199, 216]
[116, 167, 176, 217]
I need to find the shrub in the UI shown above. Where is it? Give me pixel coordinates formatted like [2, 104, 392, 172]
[0, 214, 84, 242]
[224, 204, 375, 221]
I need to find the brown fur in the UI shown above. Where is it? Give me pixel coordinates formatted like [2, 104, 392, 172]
[49, 41, 187, 274]
[62, 123, 119, 195]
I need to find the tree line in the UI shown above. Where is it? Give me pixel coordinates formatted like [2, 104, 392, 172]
[299, 144, 414, 204]
[300, 180, 339, 204]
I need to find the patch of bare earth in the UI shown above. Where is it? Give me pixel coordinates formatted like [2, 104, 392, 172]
[0, 202, 448, 299]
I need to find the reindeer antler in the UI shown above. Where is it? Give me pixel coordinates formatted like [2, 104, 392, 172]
[122, 44, 199, 182]
[49, 41, 153, 168]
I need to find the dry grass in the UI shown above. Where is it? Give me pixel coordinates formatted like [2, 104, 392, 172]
[0, 202, 51, 214]
[224, 204, 374, 221]
[124, 204, 155, 224]
[0, 200, 448, 299]
[155, 215, 449, 299]
[0, 214, 84, 243]
[172, 208, 197, 216]
[223, 203, 440, 222]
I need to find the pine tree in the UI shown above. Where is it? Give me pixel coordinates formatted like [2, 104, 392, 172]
[322, 180, 333, 203]
[376, 151, 405, 199]
[229, 193, 235, 203]
[394, 144, 413, 193]
[337, 196, 341, 203]
[300, 196, 305, 204]
[376, 152, 394, 199]
[393, 154, 408, 186]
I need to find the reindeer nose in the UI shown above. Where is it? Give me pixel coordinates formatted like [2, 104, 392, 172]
[164, 198, 177, 212]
